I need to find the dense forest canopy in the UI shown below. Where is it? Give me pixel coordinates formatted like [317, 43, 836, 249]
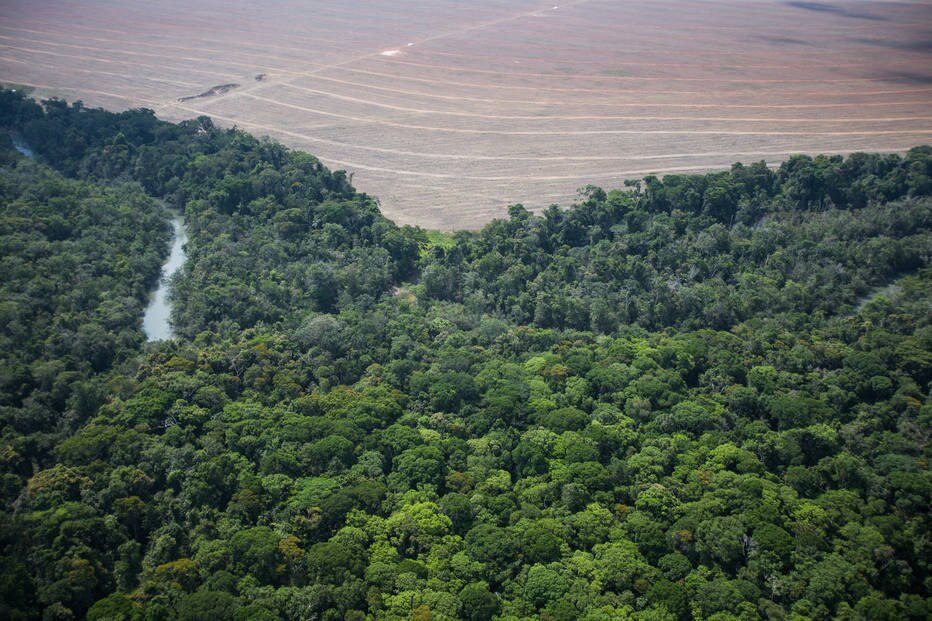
[0, 89, 929, 621]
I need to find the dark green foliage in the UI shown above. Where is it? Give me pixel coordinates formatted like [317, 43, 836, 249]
[0, 90, 424, 339]
[459, 582, 499, 621]
[306, 541, 366, 585]
[85, 593, 139, 621]
[419, 154, 931, 333]
[177, 591, 240, 621]
[0, 91, 929, 620]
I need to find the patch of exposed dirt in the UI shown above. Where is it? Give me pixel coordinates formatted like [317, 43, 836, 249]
[178, 83, 240, 102]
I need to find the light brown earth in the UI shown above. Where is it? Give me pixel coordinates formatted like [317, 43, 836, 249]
[2, 0, 931, 229]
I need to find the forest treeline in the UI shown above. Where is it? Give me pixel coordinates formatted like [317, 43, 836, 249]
[0, 90, 929, 621]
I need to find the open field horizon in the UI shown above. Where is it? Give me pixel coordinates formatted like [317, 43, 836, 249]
[2, 0, 931, 229]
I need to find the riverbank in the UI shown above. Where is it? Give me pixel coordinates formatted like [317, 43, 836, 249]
[142, 215, 187, 340]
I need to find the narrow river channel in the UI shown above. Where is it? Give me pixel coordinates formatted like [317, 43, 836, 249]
[142, 216, 187, 341]
[11, 135, 188, 340]
[13, 138, 34, 159]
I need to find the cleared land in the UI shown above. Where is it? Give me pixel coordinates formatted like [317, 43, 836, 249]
[2, 0, 931, 229]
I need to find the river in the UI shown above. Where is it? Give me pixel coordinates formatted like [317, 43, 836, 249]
[142, 216, 187, 341]
[12, 134, 187, 340]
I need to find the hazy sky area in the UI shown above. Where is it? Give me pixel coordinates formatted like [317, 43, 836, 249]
[1, 0, 931, 228]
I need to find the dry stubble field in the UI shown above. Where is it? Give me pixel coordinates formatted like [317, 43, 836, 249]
[2, 0, 931, 229]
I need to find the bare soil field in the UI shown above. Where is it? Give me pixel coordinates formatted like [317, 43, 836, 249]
[2, 0, 930, 229]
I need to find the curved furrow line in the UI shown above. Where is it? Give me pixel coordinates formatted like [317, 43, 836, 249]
[415, 46, 921, 71]
[0, 55, 201, 88]
[0, 33, 277, 73]
[5, 80, 163, 106]
[373, 56, 911, 83]
[0, 22, 368, 56]
[149, 114, 912, 163]
[496, 3, 907, 36]
[331, 66, 932, 98]
[175, 105, 781, 181]
[279, 83, 931, 123]
[0, 7, 386, 51]
[299, 74, 932, 108]
[0, 44, 242, 80]
[0, 25, 353, 67]
[237, 93, 932, 136]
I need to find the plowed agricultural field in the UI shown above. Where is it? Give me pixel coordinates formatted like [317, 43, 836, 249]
[2, 0, 931, 229]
